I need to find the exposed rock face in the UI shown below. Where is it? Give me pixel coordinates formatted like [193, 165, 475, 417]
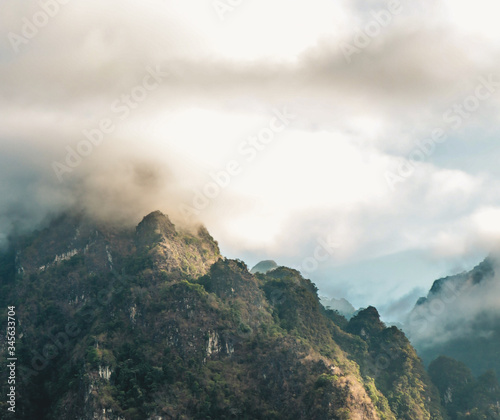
[136, 210, 177, 245]
[14, 210, 220, 282]
[135, 211, 220, 278]
[14, 212, 130, 276]
[0, 211, 444, 420]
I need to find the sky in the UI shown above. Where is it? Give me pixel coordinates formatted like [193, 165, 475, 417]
[1, 0, 500, 322]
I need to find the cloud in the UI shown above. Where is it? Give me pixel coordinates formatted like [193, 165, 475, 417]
[405, 257, 500, 351]
[378, 287, 427, 322]
[1, 0, 500, 320]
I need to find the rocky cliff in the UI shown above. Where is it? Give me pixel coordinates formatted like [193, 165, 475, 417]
[0, 211, 445, 419]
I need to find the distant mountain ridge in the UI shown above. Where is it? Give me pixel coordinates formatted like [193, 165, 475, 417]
[320, 296, 357, 319]
[250, 260, 278, 274]
[406, 255, 500, 377]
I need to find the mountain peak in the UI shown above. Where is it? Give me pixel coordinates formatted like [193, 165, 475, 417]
[320, 295, 356, 319]
[346, 306, 385, 337]
[136, 210, 177, 246]
[250, 260, 278, 274]
[143, 210, 170, 221]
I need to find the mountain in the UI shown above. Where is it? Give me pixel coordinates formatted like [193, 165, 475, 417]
[320, 296, 356, 319]
[250, 260, 278, 274]
[406, 255, 500, 377]
[1, 211, 445, 419]
[428, 356, 500, 420]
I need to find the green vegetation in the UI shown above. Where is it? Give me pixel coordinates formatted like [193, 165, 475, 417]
[0, 211, 492, 419]
[429, 356, 500, 419]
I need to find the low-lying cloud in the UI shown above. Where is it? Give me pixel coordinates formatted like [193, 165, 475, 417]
[2, 0, 500, 316]
[404, 256, 500, 373]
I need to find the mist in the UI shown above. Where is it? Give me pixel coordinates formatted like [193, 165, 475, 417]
[405, 256, 500, 366]
[2, 0, 500, 314]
